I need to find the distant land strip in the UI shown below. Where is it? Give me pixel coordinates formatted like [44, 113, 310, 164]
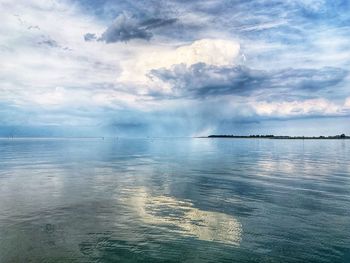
[207, 134, 349, 139]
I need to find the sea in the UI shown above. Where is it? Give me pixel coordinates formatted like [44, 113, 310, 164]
[0, 138, 349, 262]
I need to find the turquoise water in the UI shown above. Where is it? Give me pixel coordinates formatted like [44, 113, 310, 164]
[0, 138, 349, 262]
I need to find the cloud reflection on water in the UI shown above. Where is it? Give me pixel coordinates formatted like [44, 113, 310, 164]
[125, 187, 242, 246]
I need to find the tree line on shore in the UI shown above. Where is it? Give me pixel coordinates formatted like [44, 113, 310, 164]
[208, 134, 349, 139]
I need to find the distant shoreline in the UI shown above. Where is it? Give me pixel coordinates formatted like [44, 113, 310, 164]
[207, 134, 350, 140]
[0, 135, 349, 140]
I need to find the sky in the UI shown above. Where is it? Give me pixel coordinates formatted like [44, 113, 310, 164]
[1, 0, 350, 137]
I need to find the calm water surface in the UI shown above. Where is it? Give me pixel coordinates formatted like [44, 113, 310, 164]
[0, 138, 349, 262]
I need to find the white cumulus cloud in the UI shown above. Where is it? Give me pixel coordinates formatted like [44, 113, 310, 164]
[119, 38, 240, 85]
[250, 98, 343, 117]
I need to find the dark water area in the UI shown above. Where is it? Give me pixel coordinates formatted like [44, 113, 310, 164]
[0, 138, 349, 262]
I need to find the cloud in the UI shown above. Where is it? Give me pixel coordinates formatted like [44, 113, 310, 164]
[149, 63, 347, 99]
[88, 12, 177, 43]
[1, 0, 350, 136]
[250, 98, 343, 117]
[344, 97, 350, 109]
[140, 17, 178, 29]
[119, 38, 240, 84]
[99, 12, 152, 42]
[37, 38, 59, 48]
[84, 32, 97, 41]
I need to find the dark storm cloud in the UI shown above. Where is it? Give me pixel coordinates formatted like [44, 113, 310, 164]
[87, 12, 177, 43]
[149, 63, 347, 99]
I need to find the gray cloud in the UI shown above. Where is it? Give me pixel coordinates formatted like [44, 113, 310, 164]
[87, 12, 177, 43]
[149, 63, 347, 99]
[37, 38, 59, 48]
[84, 33, 97, 41]
[140, 17, 177, 29]
[37, 35, 72, 51]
